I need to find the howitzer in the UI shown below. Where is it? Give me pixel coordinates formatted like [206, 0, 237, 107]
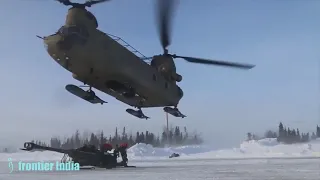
[20, 142, 133, 169]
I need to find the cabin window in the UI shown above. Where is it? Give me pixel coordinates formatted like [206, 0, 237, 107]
[153, 74, 157, 81]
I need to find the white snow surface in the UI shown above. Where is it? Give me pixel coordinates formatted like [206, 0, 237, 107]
[1, 138, 320, 161]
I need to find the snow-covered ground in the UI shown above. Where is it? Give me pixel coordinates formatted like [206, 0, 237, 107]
[1, 138, 320, 161]
[1, 158, 319, 180]
[1, 138, 319, 180]
[127, 138, 320, 160]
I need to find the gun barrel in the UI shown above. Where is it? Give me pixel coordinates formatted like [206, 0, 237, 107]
[21, 142, 97, 157]
[21, 142, 69, 154]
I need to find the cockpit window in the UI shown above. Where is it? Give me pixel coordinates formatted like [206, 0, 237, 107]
[57, 26, 89, 38]
[56, 26, 89, 48]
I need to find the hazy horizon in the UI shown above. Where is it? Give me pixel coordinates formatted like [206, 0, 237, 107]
[0, 0, 319, 149]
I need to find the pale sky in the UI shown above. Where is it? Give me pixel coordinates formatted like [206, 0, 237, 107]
[0, 0, 319, 149]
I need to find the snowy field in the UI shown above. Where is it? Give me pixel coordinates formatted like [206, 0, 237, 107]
[1, 138, 320, 162]
[0, 138, 319, 179]
[0, 158, 319, 180]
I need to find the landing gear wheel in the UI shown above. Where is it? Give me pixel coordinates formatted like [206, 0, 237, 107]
[163, 106, 186, 118]
[84, 87, 96, 101]
[65, 84, 107, 104]
[87, 89, 95, 97]
[126, 107, 150, 120]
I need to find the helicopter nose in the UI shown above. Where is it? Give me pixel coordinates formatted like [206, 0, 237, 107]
[44, 35, 60, 51]
[43, 34, 65, 62]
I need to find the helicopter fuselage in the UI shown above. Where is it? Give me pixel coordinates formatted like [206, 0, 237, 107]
[43, 7, 183, 108]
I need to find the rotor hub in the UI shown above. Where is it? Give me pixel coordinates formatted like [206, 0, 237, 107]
[56, 0, 110, 9]
[149, 0, 255, 70]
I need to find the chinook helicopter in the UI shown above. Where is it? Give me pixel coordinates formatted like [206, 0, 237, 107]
[39, 0, 255, 120]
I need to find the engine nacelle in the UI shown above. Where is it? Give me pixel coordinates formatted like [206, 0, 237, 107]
[151, 55, 182, 82]
[171, 73, 182, 82]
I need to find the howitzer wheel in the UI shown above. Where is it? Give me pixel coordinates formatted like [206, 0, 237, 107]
[23, 142, 35, 150]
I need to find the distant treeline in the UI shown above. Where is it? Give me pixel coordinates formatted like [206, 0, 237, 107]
[247, 122, 320, 144]
[31, 126, 203, 149]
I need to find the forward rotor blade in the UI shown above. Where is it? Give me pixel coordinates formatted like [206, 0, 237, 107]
[85, 0, 110, 6]
[156, 0, 177, 51]
[173, 55, 255, 69]
[55, 0, 71, 6]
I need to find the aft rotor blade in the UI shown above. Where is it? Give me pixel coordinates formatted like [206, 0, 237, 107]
[173, 55, 255, 69]
[156, 0, 177, 51]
